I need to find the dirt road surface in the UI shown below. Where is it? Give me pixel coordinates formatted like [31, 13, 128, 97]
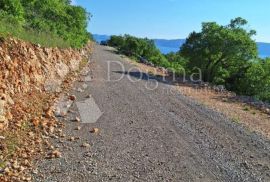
[34, 45, 270, 182]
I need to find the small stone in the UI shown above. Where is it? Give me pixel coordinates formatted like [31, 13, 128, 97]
[69, 137, 75, 141]
[68, 95, 76, 101]
[23, 159, 31, 167]
[32, 169, 38, 174]
[222, 98, 227, 102]
[241, 161, 249, 169]
[12, 161, 20, 169]
[81, 143, 90, 148]
[75, 126, 81, 130]
[86, 95, 92, 98]
[50, 150, 62, 158]
[19, 166, 25, 172]
[77, 88, 84, 92]
[49, 126, 55, 133]
[75, 117, 81, 122]
[25, 176, 32, 181]
[0, 116, 8, 130]
[82, 84, 88, 89]
[84, 76, 92, 82]
[90, 128, 99, 134]
[28, 132, 35, 138]
[58, 140, 64, 143]
[4, 167, 10, 173]
[0, 136, 5, 140]
[45, 107, 54, 118]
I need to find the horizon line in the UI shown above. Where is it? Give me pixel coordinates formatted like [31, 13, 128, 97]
[92, 33, 270, 43]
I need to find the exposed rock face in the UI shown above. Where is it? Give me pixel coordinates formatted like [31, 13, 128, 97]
[0, 37, 92, 131]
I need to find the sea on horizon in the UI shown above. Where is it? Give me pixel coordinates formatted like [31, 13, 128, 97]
[157, 46, 269, 58]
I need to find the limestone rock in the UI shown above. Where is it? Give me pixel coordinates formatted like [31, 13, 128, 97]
[0, 100, 6, 116]
[0, 115, 8, 130]
[55, 62, 69, 79]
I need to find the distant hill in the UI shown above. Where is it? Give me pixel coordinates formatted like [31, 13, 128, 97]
[93, 34, 270, 58]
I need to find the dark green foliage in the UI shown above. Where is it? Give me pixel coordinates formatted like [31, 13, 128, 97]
[180, 17, 269, 102]
[0, 0, 90, 48]
[0, 0, 25, 23]
[108, 35, 125, 48]
[237, 58, 270, 101]
[181, 17, 258, 85]
[165, 52, 186, 75]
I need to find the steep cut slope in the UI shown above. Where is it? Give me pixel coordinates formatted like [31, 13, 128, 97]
[0, 37, 92, 181]
[0, 38, 91, 130]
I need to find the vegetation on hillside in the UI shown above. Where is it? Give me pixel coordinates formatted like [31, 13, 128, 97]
[0, 0, 91, 48]
[181, 17, 257, 86]
[181, 17, 269, 102]
[108, 35, 186, 75]
[108, 18, 269, 102]
[237, 58, 270, 101]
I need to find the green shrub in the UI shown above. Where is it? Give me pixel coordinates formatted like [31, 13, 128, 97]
[165, 52, 186, 76]
[0, 0, 25, 23]
[108, 35, 172, 68]
[237, 59, 270, 102]
[0, 0, 91, 48]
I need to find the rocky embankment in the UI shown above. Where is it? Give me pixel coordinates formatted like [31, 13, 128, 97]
[0, 38, 91, 130]
[0, 37, 92, 181]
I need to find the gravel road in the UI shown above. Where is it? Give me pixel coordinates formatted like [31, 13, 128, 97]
[34, 45, 270, 182]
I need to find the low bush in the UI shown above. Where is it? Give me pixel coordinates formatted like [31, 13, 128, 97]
[108, 35, 185, 74]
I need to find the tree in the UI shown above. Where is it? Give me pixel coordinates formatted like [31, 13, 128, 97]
[180, 17, 258, 86]
[108, 35, 125, 48]
[107, 34, 172, 68]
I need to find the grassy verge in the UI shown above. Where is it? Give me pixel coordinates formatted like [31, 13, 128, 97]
[0, 20, 71, 48]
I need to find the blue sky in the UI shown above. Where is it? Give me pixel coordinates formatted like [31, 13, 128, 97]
[73, 0, 270, 42]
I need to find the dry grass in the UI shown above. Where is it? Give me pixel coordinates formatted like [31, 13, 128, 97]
[0, 20, 71, 48]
